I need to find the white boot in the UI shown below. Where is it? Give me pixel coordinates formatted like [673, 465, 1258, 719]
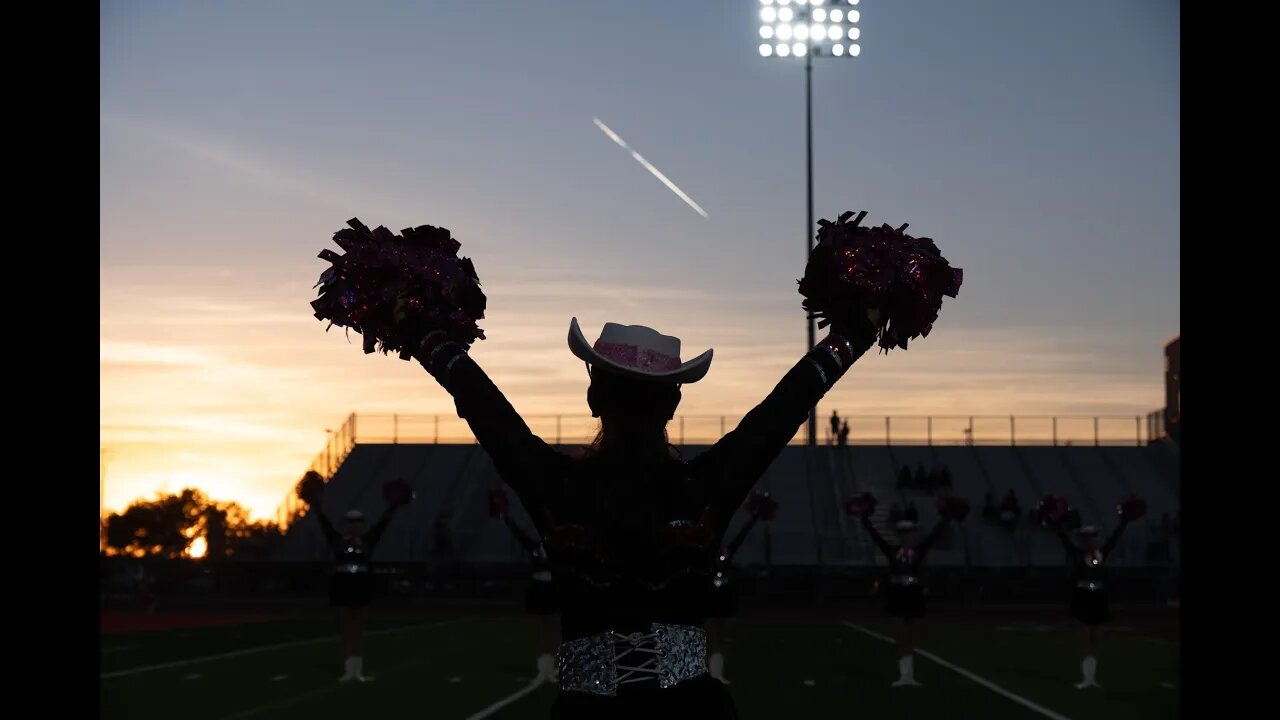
[709, 653, 730, 685]
[350, 656, 372, 682]
[892, 654, 921, 687]
[1074, 655, 1100, 689]
[536, 653, 557, 682]
[338, 656, 357, 682]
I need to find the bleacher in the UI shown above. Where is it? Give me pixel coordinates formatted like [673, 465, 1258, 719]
[281, 441, 1179, 568]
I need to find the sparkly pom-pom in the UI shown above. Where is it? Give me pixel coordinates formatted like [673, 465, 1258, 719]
[1036, 494, 1069, 528]
[297, 471, 325, 506]
[382, 479, 413, 506]
[311, 218, 487, 358]
[845, 491, 878, 518]
[748, 491, 779, 522]
[1118, 496, 1147, 522]
[798, 210, 962, 352]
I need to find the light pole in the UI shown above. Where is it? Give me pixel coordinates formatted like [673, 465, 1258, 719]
[757, 0, 862, 446]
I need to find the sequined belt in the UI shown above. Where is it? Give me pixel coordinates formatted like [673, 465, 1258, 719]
[890, 574, 921, 586]
[336, 563, 370, 574]
[557, 623, 707, 697]
[1076, 580, 1104, 591]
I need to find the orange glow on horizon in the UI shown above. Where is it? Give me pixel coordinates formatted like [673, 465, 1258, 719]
[100, 267, 1168, 522]
[187, 536, 208, 559]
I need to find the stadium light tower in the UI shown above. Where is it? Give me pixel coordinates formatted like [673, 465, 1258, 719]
[757, 0, 861, 447]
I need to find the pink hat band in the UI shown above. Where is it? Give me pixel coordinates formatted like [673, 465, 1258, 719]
[592, 341, 681, 373]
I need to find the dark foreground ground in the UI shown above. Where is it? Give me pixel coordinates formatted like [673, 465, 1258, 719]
[100, 602, 1179, 720]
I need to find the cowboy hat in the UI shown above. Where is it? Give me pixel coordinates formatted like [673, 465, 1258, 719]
[568, 317, 713, 384]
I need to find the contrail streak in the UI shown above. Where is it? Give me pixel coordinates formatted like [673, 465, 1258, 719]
[592, 118, 709, 219]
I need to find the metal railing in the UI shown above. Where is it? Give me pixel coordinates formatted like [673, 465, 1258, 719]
[272, 410, 1163, 530]
[341, 412, 1158, 448]
[274, 413, 357, 530]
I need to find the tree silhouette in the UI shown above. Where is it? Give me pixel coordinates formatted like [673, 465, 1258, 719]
[103, 488, 282, 559]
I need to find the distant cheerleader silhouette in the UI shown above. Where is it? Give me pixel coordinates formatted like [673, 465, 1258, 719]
[849, 492, 967, 687]
[490, 487, 561, 681]
[705, 491, 778, 685]
[298, 471, 411, 683]
[1046, 494, 1144, 689]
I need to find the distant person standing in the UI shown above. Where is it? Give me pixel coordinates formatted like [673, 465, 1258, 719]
[830, 410, 842, 446]
[838, 420, 850, 447]
[1000, 490, 1019, 530]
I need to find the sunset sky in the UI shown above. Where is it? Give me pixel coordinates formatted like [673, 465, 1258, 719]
[100, 0, 1179, 520]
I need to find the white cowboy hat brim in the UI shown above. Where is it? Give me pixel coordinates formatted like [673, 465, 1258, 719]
[568, 317, 713, 384]
[894, 521, 918, 532]
[344, 510, 366, 522]
[1076, 525, 1099, 536]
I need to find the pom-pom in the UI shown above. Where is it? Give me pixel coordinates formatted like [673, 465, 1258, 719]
[383, 479, 413, 506]
[1118, 496, 1147, 522]
[488, 488, 509, 519]
[938, 496, 971, 523]
[845, 491, 878, 518]
[798, 210, 962, 351]
[748, 491, 779, 522]
[297, 471, 325, 506]
[310, 218, 487, 359]
[1036, 494, 1070, 528]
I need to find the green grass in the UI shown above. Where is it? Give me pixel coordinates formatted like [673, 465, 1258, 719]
[101, 611, 1178, 719]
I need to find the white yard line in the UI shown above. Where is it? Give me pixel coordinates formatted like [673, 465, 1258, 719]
[840, 620, 1072, 720]
[100, 620, 455, 679]
[465, 674, 549, 720]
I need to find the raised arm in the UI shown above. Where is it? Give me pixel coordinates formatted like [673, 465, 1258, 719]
[860, 514, 895, 559]
[314, 510, 341, 550]
[916, 518, 951, 562]
[364, 503, 404, 552]
[1101, 519, 1130, 557]
[503, 516, 542, 555]
[417, 333, 566, 511]
[692, 321, 877, 524]
[1056, 527, 1080, 556]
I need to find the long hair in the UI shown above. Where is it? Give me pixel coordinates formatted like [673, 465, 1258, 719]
[585, 366, 681, 460]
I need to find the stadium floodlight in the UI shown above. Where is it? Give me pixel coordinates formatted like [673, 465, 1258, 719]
[754, 0, 863, 447]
